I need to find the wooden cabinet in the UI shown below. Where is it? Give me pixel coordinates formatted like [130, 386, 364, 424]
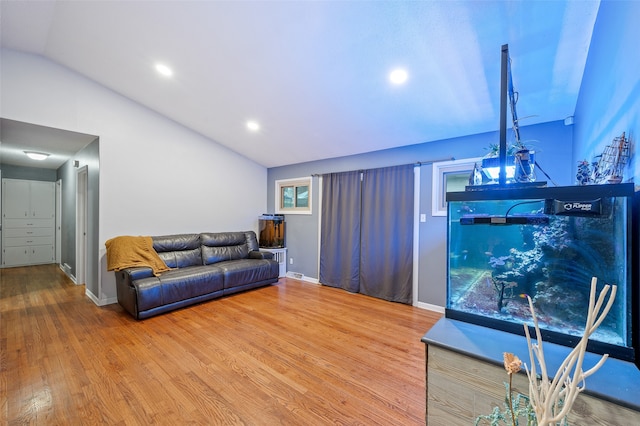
[2, 179, 54, 219]
[2, 179, 55, 267]
[2, 178, 30, 218]
[423, 319, 640, 425]
[425, 344, 640, 425]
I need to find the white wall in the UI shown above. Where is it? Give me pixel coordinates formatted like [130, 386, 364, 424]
[0, 49, 268, 304]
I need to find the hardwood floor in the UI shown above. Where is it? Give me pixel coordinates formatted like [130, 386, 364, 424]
[1, 264, 441, 425]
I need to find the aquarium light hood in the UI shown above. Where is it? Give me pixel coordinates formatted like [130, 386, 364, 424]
[460, 214, 549, 225]
[459, 198, 605, 226]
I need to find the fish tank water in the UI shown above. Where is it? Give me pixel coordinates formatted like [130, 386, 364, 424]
[446, 183, 635, 361]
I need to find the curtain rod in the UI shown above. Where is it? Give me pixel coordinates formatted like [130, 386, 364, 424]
[310, 157, 455, 177]
[416, 156, 455, 166]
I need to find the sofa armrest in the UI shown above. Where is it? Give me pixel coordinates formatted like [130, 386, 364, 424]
[249, 250, 273, 260]
[124, 267, 155, 281]
[115, 267, 154, 319]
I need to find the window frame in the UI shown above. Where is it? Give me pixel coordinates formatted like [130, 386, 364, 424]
[275, 176, 312, 215]
[431, 157, 483, 216]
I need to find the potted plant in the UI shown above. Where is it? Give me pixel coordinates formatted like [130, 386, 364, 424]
[481, 141, 535, 183]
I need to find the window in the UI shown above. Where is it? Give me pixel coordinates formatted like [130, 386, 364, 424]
[432, 157, 482, 216]
[276, 177, 312, 214]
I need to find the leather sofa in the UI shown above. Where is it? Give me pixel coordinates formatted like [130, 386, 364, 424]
[114, 231, 279, 319]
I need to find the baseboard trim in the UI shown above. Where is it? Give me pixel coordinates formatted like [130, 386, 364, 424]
[59, 263, 78, 284]
[285, 271, 319, 284]
[284, 274, 445, 311]
[414, 301, 445, 313]
[85, 289, 100, 305]
[85, 288, 117, 306]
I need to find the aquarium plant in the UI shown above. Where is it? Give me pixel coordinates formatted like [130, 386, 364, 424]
[475, 353, 538, 426]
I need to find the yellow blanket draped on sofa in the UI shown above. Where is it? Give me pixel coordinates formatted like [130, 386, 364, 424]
[105, 236, 171, 276]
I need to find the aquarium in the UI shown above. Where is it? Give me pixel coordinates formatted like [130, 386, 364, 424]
[259, 214, 285, 248]
[446, 183, 635, 361]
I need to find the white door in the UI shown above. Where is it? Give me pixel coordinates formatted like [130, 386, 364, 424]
[30, 181, 55, 219]
[2, 179, 30, 218]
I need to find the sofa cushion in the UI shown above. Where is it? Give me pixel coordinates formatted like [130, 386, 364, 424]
[134, 265, 224, 311]
[244, 231, 260, 252]
[201, 232, 249, 264]
[153, 234, 202, 268]
[216, 259, 279, 289]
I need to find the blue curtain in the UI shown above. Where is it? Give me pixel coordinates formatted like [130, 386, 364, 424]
[360, 165, 414, 303]
[320, 164, 414, 303]
[319, 170, 362, 293]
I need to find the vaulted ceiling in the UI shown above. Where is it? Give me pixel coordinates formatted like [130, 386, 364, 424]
[1, 1, 600, 168]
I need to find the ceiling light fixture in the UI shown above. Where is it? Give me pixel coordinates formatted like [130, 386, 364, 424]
[155, 63, 173, 77]
[246, 120, 260, 132]
[24, 151, 50, 161]
[389, 68, 408, 85]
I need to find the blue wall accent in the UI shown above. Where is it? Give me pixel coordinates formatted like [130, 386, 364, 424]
[55, 137, 100, 294]
[0, 164, 58, 181]
[268, 120, 572, 307]
[573, 0, 640, 187]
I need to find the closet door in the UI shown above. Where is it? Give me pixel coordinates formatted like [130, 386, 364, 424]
[29, 180, 55, 219]
[2, 179, 30, 218]
[2, 179, 56, 267]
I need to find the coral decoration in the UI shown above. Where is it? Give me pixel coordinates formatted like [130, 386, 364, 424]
[504, 352, 523, 375]
[523, 277, 615, 425]
[477, 277, 615, 425]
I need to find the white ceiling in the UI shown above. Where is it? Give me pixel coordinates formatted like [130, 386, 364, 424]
[0, 118, 97, 169]
[0, 1, 600, 169]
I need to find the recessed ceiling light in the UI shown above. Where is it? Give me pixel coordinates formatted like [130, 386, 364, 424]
[24, 151, 50, 161]
[389, 68, 408, 85]
[246, 120, 260, 132]
[155, 63, 173, 77]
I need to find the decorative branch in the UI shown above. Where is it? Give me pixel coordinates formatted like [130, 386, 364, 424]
[523, 277, 615, 425]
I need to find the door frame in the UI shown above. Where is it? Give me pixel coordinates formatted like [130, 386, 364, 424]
[56, 179, 62, 265]
[75, 166, 88, 285]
